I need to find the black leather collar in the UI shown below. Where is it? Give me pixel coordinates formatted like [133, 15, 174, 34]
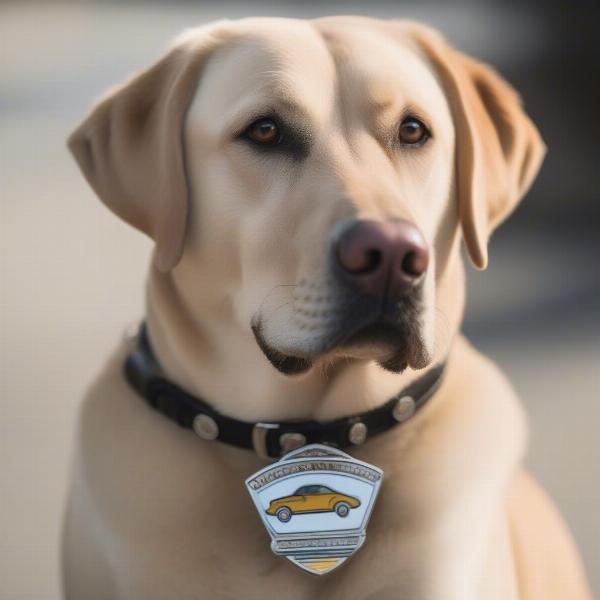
[125, 323, 446, 460]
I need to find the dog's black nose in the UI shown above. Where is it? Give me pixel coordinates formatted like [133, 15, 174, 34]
[333, 219, 429, 297]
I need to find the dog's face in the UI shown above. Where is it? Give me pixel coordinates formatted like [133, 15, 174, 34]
[180, 20, 456, 375]
[69, 17, 544, 377]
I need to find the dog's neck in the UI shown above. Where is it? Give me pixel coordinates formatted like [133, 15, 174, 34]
[144, 254, 464, 425]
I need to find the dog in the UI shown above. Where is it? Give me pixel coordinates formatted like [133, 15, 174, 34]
[62, 16, 592, 599]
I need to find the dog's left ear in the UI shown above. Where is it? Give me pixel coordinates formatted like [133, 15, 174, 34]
[407, 24, 546, 269]
[68, 24, 229, 271]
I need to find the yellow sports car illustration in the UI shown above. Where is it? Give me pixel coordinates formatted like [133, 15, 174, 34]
[266, 485, 361, 522]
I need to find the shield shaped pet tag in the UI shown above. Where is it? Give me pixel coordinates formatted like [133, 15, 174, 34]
[245, 444, 383, 575]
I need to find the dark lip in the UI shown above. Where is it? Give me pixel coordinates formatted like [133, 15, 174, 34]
[252, 287, 427, 376]
[252, 322, 313, 376]
[343, 321, 407, 347]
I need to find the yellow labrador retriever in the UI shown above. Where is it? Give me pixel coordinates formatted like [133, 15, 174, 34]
[63, 16, 592, 600]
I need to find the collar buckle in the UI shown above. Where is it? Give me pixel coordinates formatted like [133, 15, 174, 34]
[252, 422, 279, 459]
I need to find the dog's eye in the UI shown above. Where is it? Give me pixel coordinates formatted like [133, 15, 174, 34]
[398, 117, 430, 146]
[244, 118, 282, 146]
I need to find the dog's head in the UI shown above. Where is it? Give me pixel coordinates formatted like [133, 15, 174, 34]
[69, 17, 544, 377]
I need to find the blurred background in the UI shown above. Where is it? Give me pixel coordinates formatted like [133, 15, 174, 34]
[1, 0, 598, 598]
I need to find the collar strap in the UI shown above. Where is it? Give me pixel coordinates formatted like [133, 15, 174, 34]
[125, 323, 446, 460]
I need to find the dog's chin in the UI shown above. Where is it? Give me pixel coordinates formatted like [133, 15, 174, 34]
[252, 320, 430, 377]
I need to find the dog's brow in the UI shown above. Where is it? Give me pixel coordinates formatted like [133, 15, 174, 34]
[259, 89, 313, 123]
[277, 101, 314, 129]
[368, 82, 396, 109]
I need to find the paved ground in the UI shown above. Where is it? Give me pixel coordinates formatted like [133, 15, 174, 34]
[1, 3, 598, 598]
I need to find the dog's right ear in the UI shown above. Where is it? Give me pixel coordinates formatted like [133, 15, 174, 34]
[68, 24, 229, 271]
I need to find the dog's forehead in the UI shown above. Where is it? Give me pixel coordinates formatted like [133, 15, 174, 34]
[314, 18, 446, 112]
[186, 18, 450, 131]
[187, 21, 337, 130]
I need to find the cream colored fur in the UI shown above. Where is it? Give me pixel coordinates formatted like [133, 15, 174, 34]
[63, 16, 591, 600]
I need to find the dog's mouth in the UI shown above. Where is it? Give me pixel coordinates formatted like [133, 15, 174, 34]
[342, 320, 429, 372]
[252, 294, 429, 376]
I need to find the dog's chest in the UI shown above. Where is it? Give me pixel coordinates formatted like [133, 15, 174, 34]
[124, 450, 470, 600]
[154, 490, 429, 600]
[95, 435, 436, 599]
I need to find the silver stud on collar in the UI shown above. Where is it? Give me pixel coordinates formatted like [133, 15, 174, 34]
[348, 421, 368, 445]
[279, 432, 307, 453]
[193, 414, 219, 440]
[393, 396, 416, 422]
